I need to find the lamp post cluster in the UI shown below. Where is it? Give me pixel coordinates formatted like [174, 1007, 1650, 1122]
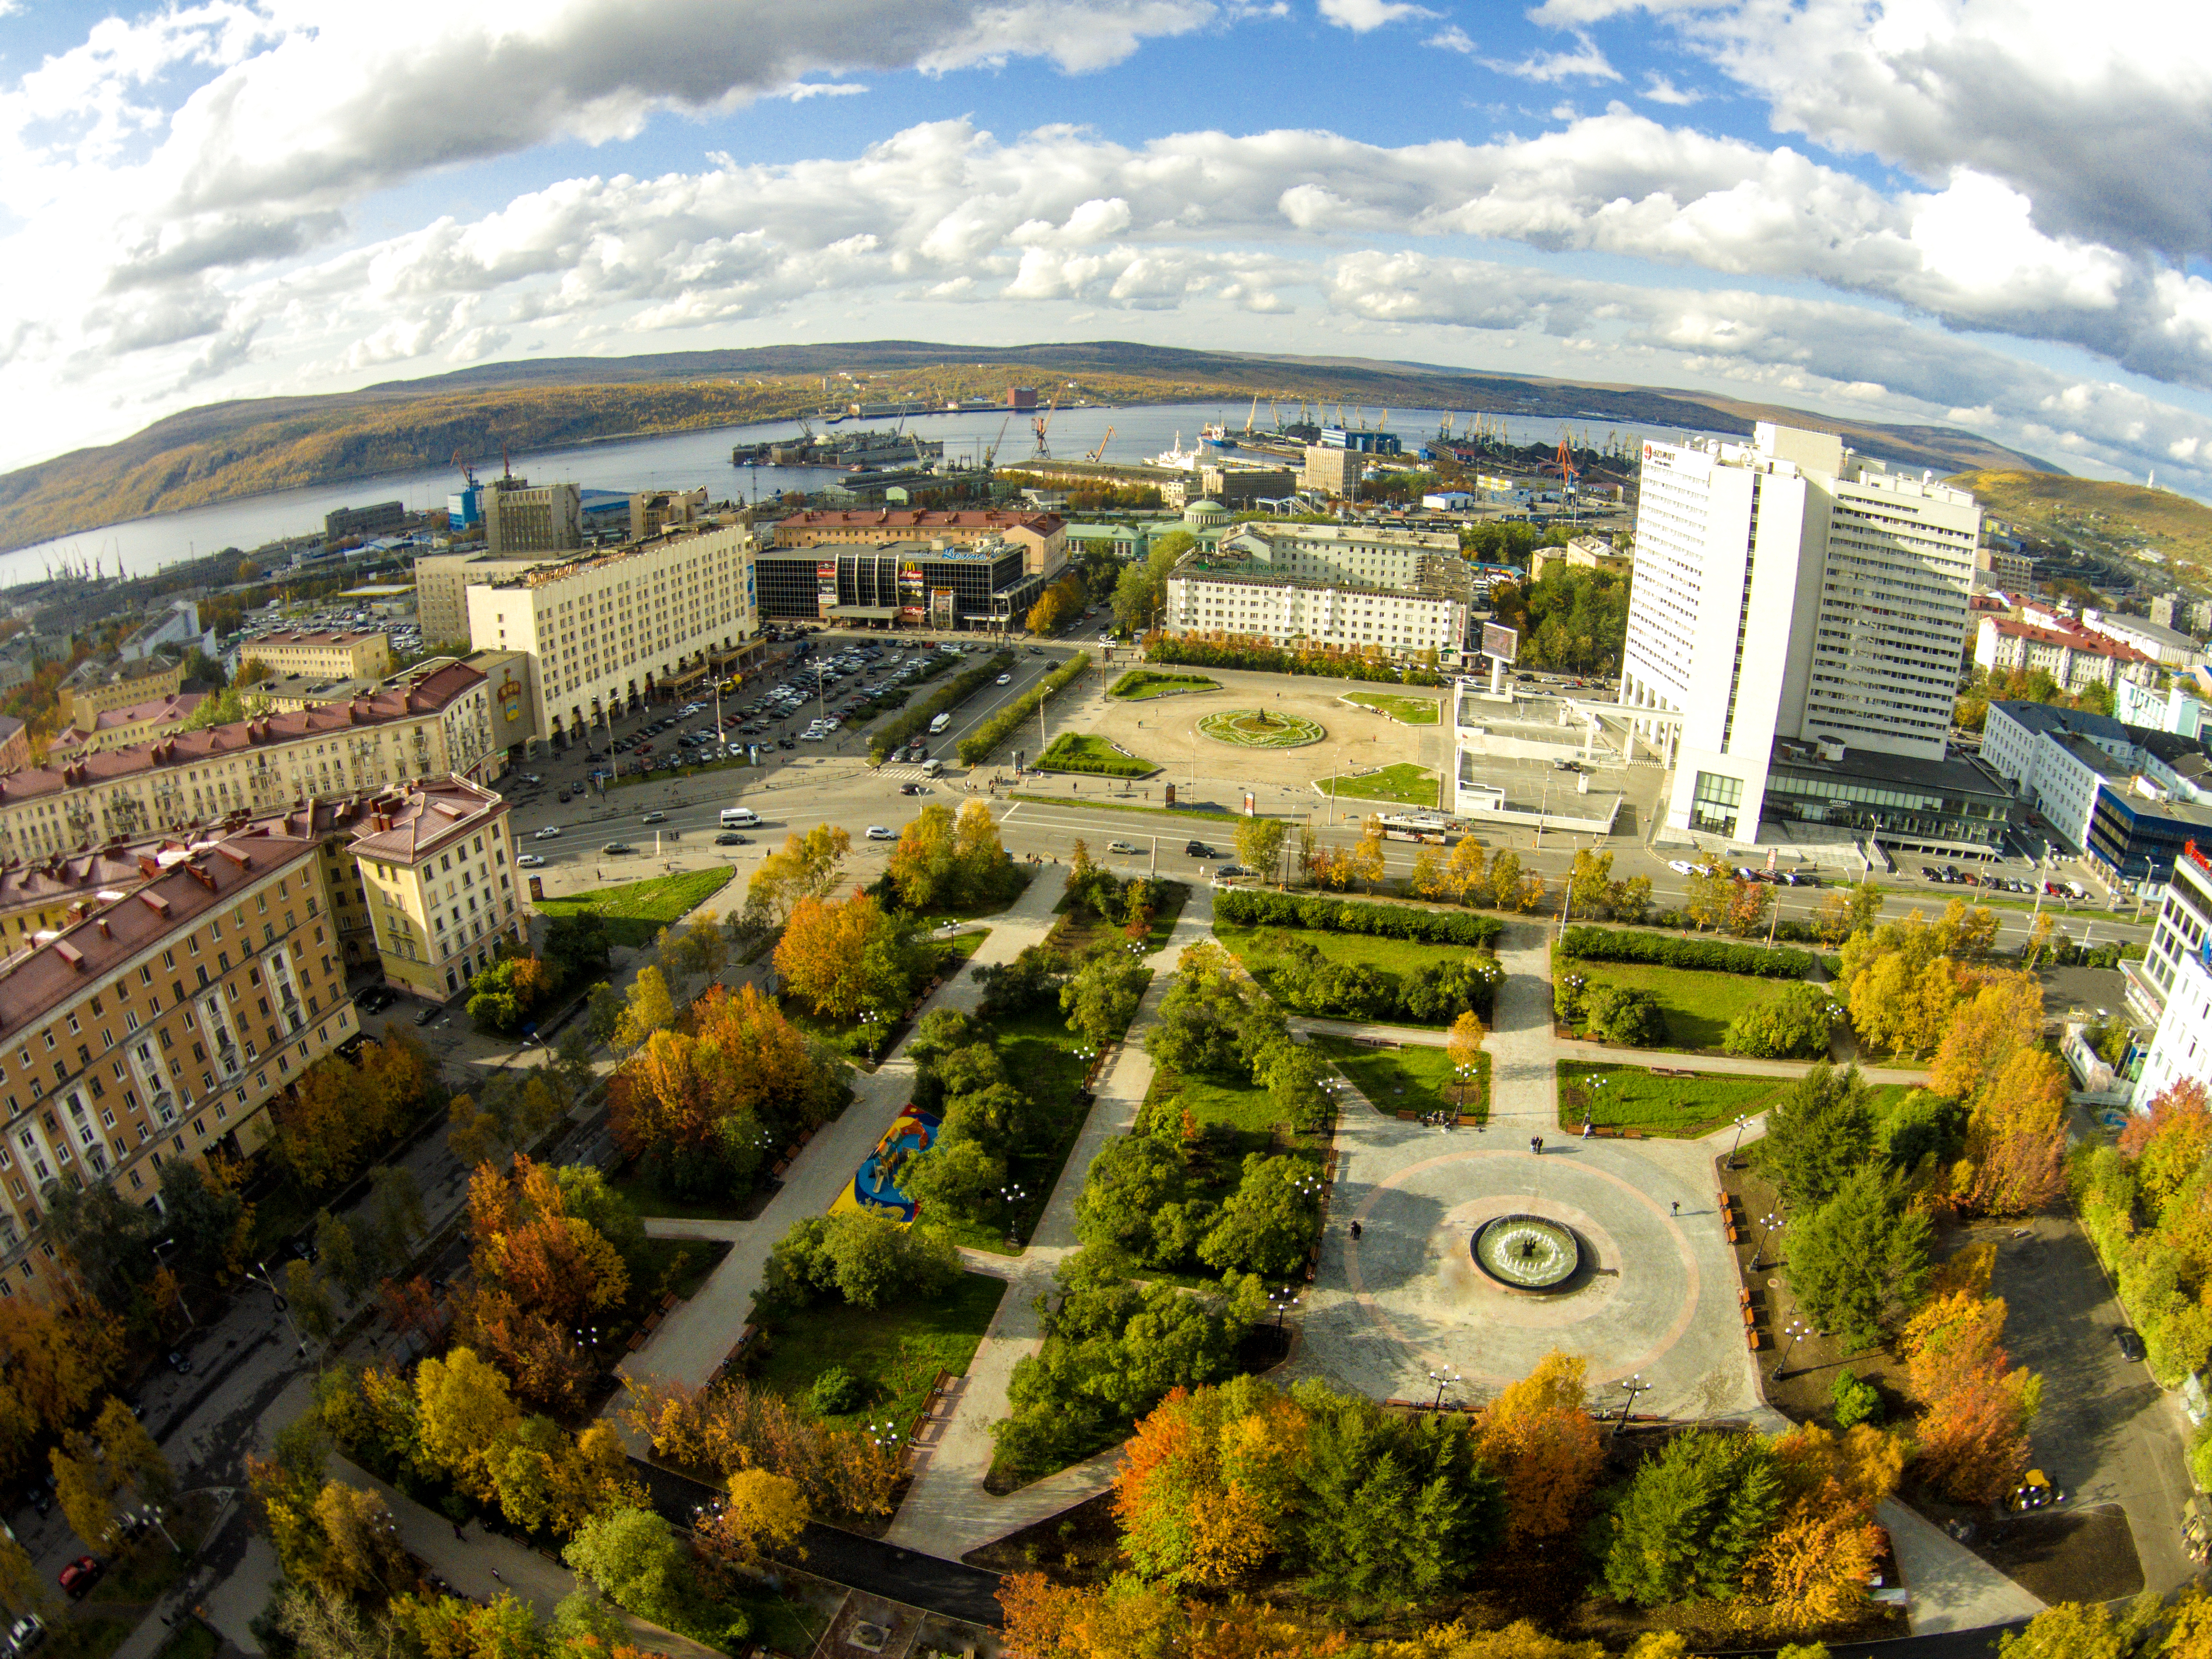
[1614, 1373, 1650, 1435]
[1269, 1288, 1300, 1330]
[1774, 1318, 1812, 1381]
[1428, 1367, 1462, 1409]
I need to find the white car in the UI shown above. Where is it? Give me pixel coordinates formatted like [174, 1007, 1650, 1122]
[517, 853, 547, 868]
[532, 826, 563, 840]
[866, 825, 895, 840]
[996, 673, 1013, 686]
[799, 730, 827, 741]
[1667, 859, 1695, 874]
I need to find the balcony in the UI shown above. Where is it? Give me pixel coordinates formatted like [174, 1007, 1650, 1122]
[2122, 955, 2169, 1029]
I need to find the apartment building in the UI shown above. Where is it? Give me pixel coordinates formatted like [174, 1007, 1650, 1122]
[2082, 609, 2203, 670]
[2127, 841, 2212, 1101]
[1163, 551, 1468, 662]
[463, 524, 757, 747]
[772, 510, 1066, 577]
[632, 488, 707, 542]
[0, 720, 29, 775]
[351, 777, 525, 1000]
[1218, 523, 1463, 586]
[0, 663, 495, 861]
[1530, 535, 1633, 582]
[1620, 422, 1982, 844]
[1974, 614, 2153, 692]
[0, 823, 359, 1299]
[239, 630, 393, 682]
[48, 693, 207, 758]
[68, 658, 184, 730]
[481, 478, 582, 558]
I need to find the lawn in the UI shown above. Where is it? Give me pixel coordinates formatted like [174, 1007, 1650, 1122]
[1217, 922, 1498, 1027]
[751, 1271, 1007, 1430]
[1038, 732, 1157, 777]
[609, 1170, 751, 1222]
[535, 868, 736, 949]
[1318, 762, 1441, 809]
[1556, 1061, 1786, 1137]
[1110, 670, 1222, 699]
[1312, 1035, 1490, 1123]
[1137, 1064, 1331, 1273]
[900, 864, 1036, 928]
[1341, 691, 1442, 725]
[1557, 953, 1804, 1051]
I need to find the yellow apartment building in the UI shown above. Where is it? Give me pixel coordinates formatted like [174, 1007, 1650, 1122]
[351, 777, 526, 1002]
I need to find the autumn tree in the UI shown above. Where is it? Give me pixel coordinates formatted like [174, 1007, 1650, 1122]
[415, 1347, 523, 1504]
[2123, 1078, 2212, 1212]
[1684, 856, 1736, 931]
[743, 824, 852, 929]
[706, 1468, 809, 1567]
[1474, 1351, 1605, 1541]
[1899, 1291, 2041, 1503]
[774, 889, 926, 1023]
[1112, 1378, 1308, 1587]
[613, 966, 677, 1053]
[1814, 880, 1888, 946]
[51, 1439, 118, 1552]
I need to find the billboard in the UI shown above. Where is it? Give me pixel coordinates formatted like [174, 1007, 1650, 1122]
[1481, 622, 1520, 663]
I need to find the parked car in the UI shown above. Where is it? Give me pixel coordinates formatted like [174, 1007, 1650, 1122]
[2116, 1328, 2147, 1362]
[356, 986, 396, 1014]
[516, 853, 546, 868]
[412, 1004, 443, 1028]
[56, 1561, 98, 1600]
[1109, 840, 1140, 854]
[866, 825, 895, 840]
[9, 1614, 45, 1654]
[164, 1348, 192, 1374]
[1214, 863, 1251, 878]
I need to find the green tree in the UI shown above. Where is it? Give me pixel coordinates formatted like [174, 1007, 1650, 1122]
[368, 1165, 428, 1263]
[1198, 1155, 1323, 1277]
[768, 1212, 960, 1308]
[1723, 983, 1838, 1060]
[1234, 817, 1288, 884]
[1061, 950, 1149, 1049]
[285, 1259, 338, 1342]
[1787, 1168, 1931, 1349]
[155, 1158, 245, 1282]
[583, 981, 624, 1046]
[42, 1178, 159, 1313]
[563, 1507, 689, 1629]
[1759, 1064, 1877, 1209]
[1605, 1430, 1782, 1606]
[315, 1210, 371, 1298]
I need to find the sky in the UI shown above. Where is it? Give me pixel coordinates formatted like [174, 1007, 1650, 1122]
[6, 0, 2212, 500]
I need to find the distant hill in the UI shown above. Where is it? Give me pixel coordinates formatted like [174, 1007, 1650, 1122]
[1950, 469, 2212, 588]
[0, 339, 2060, 553]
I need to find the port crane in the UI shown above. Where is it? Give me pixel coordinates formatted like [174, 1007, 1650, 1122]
[1085, 426, 1116, 463]
[1030, 390, 1061, 460]
[981, 416, 1011, 469]
[1242, 393, 1260, 434]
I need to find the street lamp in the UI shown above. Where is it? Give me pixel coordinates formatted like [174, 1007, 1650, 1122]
[1614, 1373, 1650, 1435]
[1725, 1114, 1752, 1168]
[867, 1420, 904, 1457]
[1751, 1212, 1783, 1270]
[1269, 1288, 1301, 1330]
[1428, 1367, 1462, 1409]
[1774, 1318, 1811, 1381]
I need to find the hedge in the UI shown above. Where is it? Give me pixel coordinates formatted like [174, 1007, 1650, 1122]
[1559, 924, 1812, 979]
[1147, 637, 1443, 685]
[1215, 887, 1503, 948]
[958, 651, 1092, 765]
[869, 650, 1013, 762]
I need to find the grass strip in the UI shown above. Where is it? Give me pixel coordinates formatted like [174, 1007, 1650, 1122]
[959, 652, 1092, 764]
[535, 868, 736, 950]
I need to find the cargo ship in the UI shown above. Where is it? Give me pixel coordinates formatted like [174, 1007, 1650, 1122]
[733, 426, 945, 469]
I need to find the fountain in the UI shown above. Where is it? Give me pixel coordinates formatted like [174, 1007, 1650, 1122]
[1471, 1213, 1581, 1293]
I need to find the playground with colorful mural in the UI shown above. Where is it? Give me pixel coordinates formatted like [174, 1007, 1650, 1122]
[833, 1104, 941, 1223]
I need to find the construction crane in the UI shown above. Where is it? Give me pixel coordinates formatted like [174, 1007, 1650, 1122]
[1085, 426, 1116, 464]
[452, 450, 478, 488]
[911, 431, 930, 469]
[981, 415, 1011, 470]
[1030, 389, 1061, 460]
[1243, 393, 1260, 435]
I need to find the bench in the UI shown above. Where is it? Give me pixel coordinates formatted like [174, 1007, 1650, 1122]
[1747, 1330, 1764, 1351]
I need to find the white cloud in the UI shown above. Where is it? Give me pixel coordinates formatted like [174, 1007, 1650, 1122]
[1317, 0, 1438, 30]
[1640, 71, 1699, 104]
[1491, 33, 1620, 82]
[1425, 24, 1475, 51]
[778, 82, 870, 101]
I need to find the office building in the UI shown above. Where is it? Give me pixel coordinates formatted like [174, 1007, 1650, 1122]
[1301, 446, 1365, 499]
[237, 630, 394, 683]
[1620, 422, 1982, 844]
[2117, 679, 2211, 740]
[0, 662, 496, 860]
[2079, 608, 2204, 670]
[1006, 387, 1039, 410]
[481, 478, 583, 558]
[463, 525, 757, 747]
[772, 510, 1066, 578]
[0, 822, 361, 1300]
[351, 776, 526, 1002]
[325, 501, 407, 540]
[1975, 614, 2155, 692]
[414, 553, 547, 647]
[1531, 535, 1633, 583]
[754, 538, 1048, 631]
[1197, 464, 1297, 508]
[2127, 842, 2212, 1094]
[631, 488, 707, 542]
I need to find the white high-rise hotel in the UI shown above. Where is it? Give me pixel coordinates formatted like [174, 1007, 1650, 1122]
[1620, 423, 1983, 844]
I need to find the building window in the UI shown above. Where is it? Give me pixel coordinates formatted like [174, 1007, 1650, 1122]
[1689, 771, 1744, 834]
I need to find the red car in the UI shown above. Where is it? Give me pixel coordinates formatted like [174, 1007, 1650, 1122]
[56, 1558, 99, 1598]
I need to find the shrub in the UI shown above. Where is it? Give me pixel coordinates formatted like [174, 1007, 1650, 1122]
[1216, 888, 1502, 948]
[1832, 1369, 1883, 1429]
[1146, 637, 1443, 685]
[1723, 982, 1839, 1059]
[808, 1366, 866, 1416]
[1560, 924, 1812, 979]
[959, 652, 1093, 765]
[1582, 983, 1665, 1046]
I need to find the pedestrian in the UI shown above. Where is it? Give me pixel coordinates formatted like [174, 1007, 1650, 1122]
[1582, 1119, 1592, 1139]
[489, 1568, 503, 1584]
[1670, 1200, 1680, 1216]
[453, 1522, 467, 1541]
[1529, 1135, 1541, 1156]
[1349, 1220, 1362, 1240]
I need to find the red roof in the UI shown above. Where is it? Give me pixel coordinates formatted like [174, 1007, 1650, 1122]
[776, 509, 1063, 536]
[1984, 616, 2150, 662]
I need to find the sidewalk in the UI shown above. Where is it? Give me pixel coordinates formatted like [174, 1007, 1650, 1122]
[880, 889, 1215, 1559]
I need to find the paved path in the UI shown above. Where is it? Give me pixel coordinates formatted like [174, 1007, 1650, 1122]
[881, 888, 1218, 1558]
[1877, 1499, 2046, 1635]
[617, 869, 1070, 1397]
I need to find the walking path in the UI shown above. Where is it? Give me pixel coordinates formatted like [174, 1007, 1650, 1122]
[616, 868, 1069, 1397]
[881, 888, 1217, 1558]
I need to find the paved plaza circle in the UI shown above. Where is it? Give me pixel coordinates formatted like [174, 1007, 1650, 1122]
[1332, 1145, 1705, 1392]
[1197, 708, 1326, 748]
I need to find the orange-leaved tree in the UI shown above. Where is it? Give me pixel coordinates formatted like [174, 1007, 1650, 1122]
[1473, 1350, 1605, 1542]
[2122, 1077, 2212, 1213]
[1112, 1379, 1308, 1587]
[775, 888, 913, 1022]
[1899, 1290, 2040, 1503]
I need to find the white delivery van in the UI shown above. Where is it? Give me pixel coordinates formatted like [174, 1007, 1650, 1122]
[720, 807, 759, 827]
[928, 712, 952, 735]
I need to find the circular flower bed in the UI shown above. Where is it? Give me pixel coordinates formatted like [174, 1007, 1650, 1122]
[1197, 708, 1325, 748]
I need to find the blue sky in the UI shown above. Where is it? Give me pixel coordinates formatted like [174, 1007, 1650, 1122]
[5, 0, 2212, 499]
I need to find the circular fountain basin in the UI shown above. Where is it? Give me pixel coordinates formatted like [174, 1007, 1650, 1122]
[1472, 1212, 1581, 1294]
